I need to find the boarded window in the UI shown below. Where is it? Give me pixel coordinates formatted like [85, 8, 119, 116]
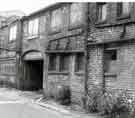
[97, 3, 107, 21]
[9, 25, 17, 41]
[59, 54, 69, 72]
[48, 54, 57, 71]
[51, 9, 62, 29]
[28, 18, 39, 37]
[104, 50, 117, 73]
[117, 2, 131, 17]
[75, 53, 84, 72]
[70, 3, 84, 25]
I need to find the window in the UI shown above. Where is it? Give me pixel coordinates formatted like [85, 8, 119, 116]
[9, 25, 17, 41]
[59, 54, 69, 72]
[97, 3, 108, 21]
[48, 54, 57, 71]
[117, 2, 131, 17]
[70, 3, 84, 25]
[104, 50, 117, 73]
[51, 9, 62, 30]
[48, 54, 70, 72]
[75, 53, 85, 72]
[28, 18, 39, 37]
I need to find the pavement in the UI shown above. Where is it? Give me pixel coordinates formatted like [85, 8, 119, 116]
[0, 87, 102, 118]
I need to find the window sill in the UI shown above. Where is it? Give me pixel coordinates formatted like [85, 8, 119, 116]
[48, 27, 61, 35]
[117, 14, 130, 20]
[48, 71, 69, 75]
[68, 24, 85, 31]
[74, 71, 84, 75]
[0, 73, 16, 76]
[104, 72, 117, 77]
[24, 35, 39, 40]
[9, 40, 16, 43]
[95, 19, 107, 25]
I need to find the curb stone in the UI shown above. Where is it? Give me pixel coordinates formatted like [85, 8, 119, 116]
[36, 101, 71, 115]
[35, 101, 101, 118]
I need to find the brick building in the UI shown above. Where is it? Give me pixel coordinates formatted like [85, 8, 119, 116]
[19, 3, 88, 104]
[1, 2, 135, 105]
[0, 19, 21, 88]
[87, 3, 135, 97]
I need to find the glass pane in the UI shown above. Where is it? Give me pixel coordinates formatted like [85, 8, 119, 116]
[51, 9, 62, 28]
[28, 20, 33, 36]
[102, 4, 107, 21]
[33, 19, 39, 35]
[70, 3, 84, 24]
[9, 25, 17, 41]
[75, 53, 84, 72]
[48, 55, 57, 71]
[98, 6, 102, 20]
[123, 3, 130, 14]
[59, 55, 69, 71]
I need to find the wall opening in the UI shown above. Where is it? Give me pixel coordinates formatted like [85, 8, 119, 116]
[23, 60, 43, 91]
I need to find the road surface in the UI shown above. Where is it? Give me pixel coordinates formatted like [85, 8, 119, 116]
[0, 95, 72, 118]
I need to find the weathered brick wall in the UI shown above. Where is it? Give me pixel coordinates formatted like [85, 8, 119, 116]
[87, 45, 104, 90]
[70, 55, 84, 104]
[0, 26, 9, 57]
[22, 14, 49, 53]
[47, 54, 85, 104]
[87, 41, 135, 99]
[0, 59, 16, 87]
[88, 2, 135, 94]
[0, 22, 18, 88]
[88, 3, 135, 42]
[107, 42, 135, 90]
[44, 3, 86, 104]
[47, 75, 70, 97]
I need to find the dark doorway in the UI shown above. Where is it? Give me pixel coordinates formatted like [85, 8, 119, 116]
[23, 60, 43, 91]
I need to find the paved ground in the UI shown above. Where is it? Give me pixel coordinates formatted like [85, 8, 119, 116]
[0, 87, 101, 118]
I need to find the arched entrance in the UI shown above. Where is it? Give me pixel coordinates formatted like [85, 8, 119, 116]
[22, 51, 43, 90]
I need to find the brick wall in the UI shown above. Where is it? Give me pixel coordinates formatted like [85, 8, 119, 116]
[87, 39, 135, 98]
[88, 2, 135, 94]
[108, 42, 135, 90]
[87, 45, 104, 90]
[46, 54, 85, 104]
[0, 22, 18, 88]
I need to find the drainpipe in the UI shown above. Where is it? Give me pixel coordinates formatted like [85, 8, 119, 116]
[102, 44, 106, 94]
[84, 3, 89, 109]
[17, 19, 23, 90]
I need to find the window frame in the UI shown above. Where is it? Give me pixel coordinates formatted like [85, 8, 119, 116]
[69, 3, 85, 29]
[117, 2, 131, 19]
[50, 8, 63, 32]
[59, 54, 70, 72]
[48, 54, 70, 74]
[48, 54, 57, 72]
[28, 18, 39, 38]
[97, 3, 108, 22]
[75, 53, 85, 73]
[9, 25, 17, 42]
[104, 49, 117, 74]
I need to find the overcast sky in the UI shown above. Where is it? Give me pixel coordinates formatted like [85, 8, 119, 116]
[0, 0, 56, 15]
[0, 0, 134, 15]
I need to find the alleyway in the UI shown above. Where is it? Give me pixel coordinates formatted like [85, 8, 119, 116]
[0, 88, 101, 118]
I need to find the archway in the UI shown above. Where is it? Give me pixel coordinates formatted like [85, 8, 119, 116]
[22, 51, 43, 90]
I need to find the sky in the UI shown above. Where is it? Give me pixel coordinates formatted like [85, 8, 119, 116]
[0, 0, 134, 15]
[0, 0, 56, 15]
